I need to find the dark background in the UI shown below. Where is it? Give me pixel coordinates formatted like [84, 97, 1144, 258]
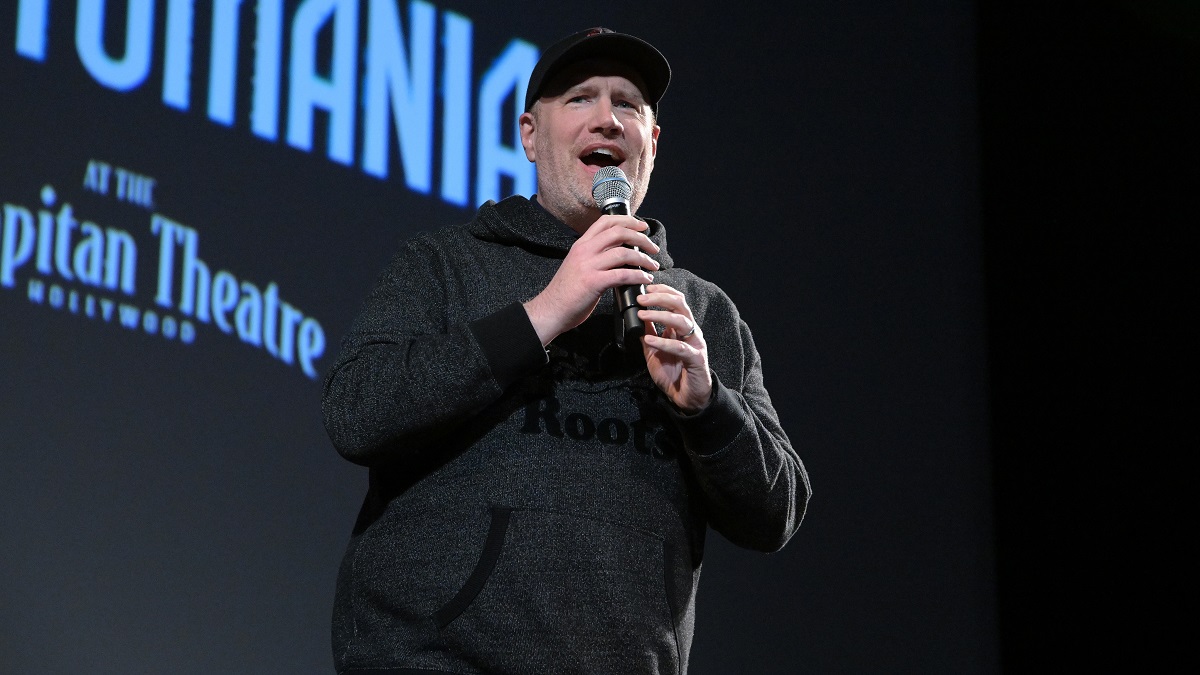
[980, 1, 1194, 670]
[1, 0, 1189, 672]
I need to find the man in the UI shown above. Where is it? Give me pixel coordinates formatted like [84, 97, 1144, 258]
[322, 27, 810, 675]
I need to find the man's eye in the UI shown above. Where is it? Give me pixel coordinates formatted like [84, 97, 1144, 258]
[568, 95, 588, 103]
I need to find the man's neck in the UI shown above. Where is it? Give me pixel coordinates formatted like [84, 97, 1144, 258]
[532, 194, 601, 235]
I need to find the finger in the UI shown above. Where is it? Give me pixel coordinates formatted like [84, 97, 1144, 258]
[594, 213, 647, 226]
[643, 283, 682, 295]
[604, 267, 656, 288]
[585, 215, 649, 241]
[636, 308, 694, 336]
[602, 247, 660, 272]
[643, 332, 704, 356]
[604, 231, 660, 256]
[568, 239, 657, 276]
[637, 290, 691, 314]
[588, 218, 660, 253]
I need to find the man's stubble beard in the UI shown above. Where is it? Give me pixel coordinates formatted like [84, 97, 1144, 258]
[533, 140, 653, 228]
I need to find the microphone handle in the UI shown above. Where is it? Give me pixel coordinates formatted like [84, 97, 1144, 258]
[602, 202, 646, 350]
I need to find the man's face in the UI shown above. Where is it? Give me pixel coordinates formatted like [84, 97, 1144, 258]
[519, 60, 660, 231]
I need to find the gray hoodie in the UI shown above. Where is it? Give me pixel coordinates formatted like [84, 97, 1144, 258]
[322, 195, 809, 674]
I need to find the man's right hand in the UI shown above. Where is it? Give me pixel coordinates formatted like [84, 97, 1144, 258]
[523, 214, 660, 346]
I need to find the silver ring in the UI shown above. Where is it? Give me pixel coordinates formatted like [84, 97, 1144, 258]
[681, 320, 696, 339]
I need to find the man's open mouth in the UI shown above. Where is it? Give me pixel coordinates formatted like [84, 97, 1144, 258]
[581, 147, 624, 167]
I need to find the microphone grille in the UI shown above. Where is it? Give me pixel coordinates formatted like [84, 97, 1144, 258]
[591, 166, 632, 205]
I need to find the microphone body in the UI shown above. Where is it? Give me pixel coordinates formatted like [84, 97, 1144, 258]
[591, 167, 645, 350]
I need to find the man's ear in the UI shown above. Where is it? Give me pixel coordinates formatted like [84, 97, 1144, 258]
[519, 110, 537, 162]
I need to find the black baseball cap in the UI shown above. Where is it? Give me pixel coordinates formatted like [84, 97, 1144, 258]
[524, 27, 671, 115]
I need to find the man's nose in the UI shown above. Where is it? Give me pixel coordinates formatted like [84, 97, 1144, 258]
[588, 99, 623, 136]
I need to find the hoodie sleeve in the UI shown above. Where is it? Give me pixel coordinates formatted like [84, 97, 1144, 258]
[666, 298, 811, 553]
[321, 235, 547, 467]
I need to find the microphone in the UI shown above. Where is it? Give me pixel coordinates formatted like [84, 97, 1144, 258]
[591, 166, 645, 350]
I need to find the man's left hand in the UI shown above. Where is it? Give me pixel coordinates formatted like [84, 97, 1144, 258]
[637, 284, 712, 414]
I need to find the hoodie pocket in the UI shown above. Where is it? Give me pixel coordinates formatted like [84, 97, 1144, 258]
[432, 506, 681, 674]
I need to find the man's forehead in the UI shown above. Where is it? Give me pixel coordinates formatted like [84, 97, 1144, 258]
[539, 58, 651, 102]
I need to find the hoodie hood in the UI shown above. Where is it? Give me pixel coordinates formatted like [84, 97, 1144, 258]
[470, 195, 674, 270]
